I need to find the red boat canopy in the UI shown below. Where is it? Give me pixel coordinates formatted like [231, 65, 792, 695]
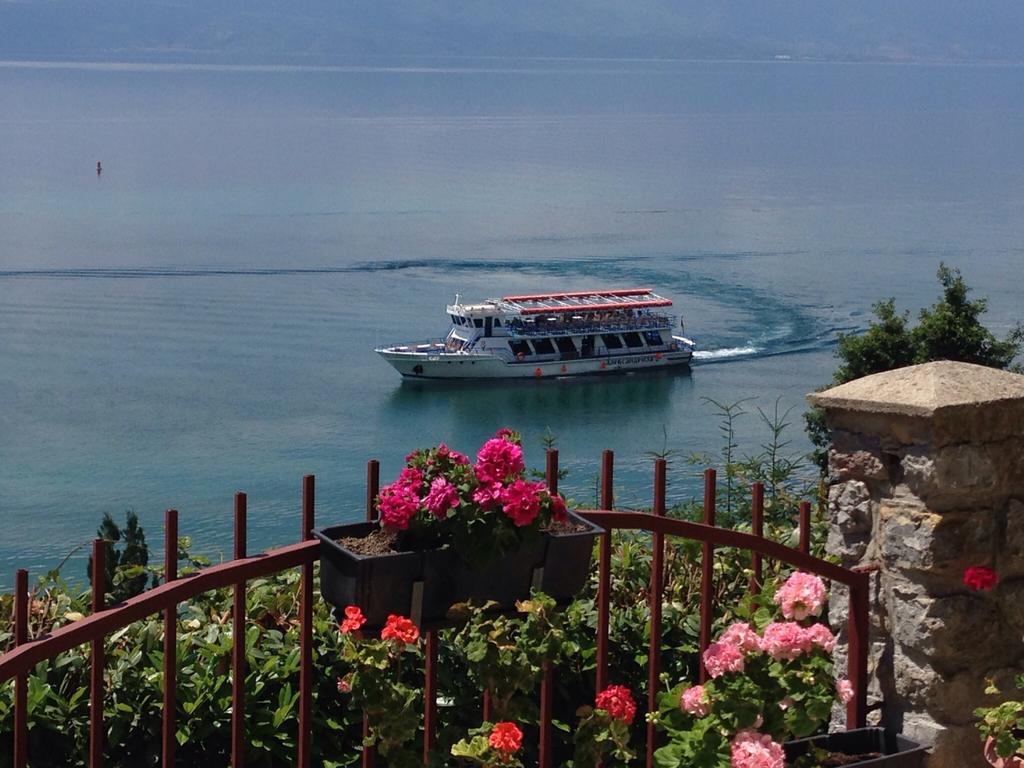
[496, 289, 673, 315]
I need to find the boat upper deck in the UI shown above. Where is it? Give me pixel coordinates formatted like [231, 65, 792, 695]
[492, 288, 672, 316]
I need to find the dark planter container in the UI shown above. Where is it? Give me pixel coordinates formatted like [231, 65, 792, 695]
[541, 511, 603, 601]
[313, 511, 602, 629]
[784, 727, 927, 768]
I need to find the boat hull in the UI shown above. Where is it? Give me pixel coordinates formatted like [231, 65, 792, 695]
[377, 347, 693, 380]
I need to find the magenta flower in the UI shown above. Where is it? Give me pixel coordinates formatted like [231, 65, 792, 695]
[759, 622, 813, 661]
[472, 481, 503, 510]
[730, 730, 784, 768]
[703, 641, 746, 678]
[500, 479, 545, 527]
[423, 476, 460, 519]
[774, 572, 827, 621]
[474, 437, 525, 484]
[378, 482, 421, 531]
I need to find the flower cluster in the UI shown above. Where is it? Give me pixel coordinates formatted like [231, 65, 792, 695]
[595, 684, 637, 726]
[573, 684, 637, 767]
[337, 607, 424, 763]
[655, 572, 853, 768]
[730, 730, 785, 768]
[963, 565, 998, 592]
[488, 721, 523, 755]
[375, 429, 570, 561]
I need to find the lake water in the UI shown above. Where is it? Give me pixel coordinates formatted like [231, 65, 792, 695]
[2, 58, 1023, 585]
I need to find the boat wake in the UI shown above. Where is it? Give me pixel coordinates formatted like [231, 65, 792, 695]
[692, 346, 760, 362]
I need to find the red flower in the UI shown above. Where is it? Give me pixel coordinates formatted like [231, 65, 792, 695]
[339, 605, 366, 634]
[500, 479, 545, 527]
[381, 614, 420, 645]
[336, 675, 352, 694]
[488, 721, 523, 754]
[595, 684, 637, 725]
[964, 566, 998, 591]
[549, 493, 568, 523]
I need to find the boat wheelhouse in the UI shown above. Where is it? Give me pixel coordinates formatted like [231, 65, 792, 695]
[376, 288, 695, 379]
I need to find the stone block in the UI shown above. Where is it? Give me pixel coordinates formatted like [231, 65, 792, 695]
[830, 431, 890, 481]
[879, 504, 998, 576]
[926, 723, 990, 768]
[1001, 499, 1024, 569]
[829, 480, 875, 535]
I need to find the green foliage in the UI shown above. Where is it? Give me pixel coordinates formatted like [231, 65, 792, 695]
[807, 263, 1023, 471]
[87, 511, 152, 602]
[572, 705, 634, 767]
[974, 675, 1024, 760]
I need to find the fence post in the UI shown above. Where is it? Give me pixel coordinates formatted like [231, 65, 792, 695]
[646, 459, 667, 768]
[13, 568, 28, 768]
[298, 475, 315, 768]
[749, 482, 764, 593]
[698, 469, 716, 683]
[596, 449, 614, 694]
[90, 539, 105, 768]
[163, 509, 178, 768]
[232, 493, 247, 768]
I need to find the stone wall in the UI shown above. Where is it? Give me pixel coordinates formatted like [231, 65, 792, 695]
[808, 361, 1024, 768]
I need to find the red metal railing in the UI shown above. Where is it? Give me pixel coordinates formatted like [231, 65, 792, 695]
[1, 450, 869, 768]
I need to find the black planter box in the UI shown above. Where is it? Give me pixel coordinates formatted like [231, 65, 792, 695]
[784, 727, 927, 768]
[313, 511, 602, 630]
[541, 511, 603, 601]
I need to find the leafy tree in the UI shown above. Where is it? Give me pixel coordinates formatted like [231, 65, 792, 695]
[807, 264, 1023, 470]
[86, 510, 151, 602]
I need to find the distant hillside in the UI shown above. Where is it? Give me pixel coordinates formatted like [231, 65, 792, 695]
[2, 0, 1024, 63]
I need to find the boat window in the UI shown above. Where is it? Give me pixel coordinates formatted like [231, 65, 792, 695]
[622, 332, 644, 348]
[509, 340, 532, 358]
[450, 315, 458, 324]
[531, 338, 556, 355]
[554, 337, 577, 354]
[494, 319, 502, 327]
[601, 334, 624, 350]
[474, 318, 483, 328]
[643, 331, 664, 346]
[581, 336, 596, 357]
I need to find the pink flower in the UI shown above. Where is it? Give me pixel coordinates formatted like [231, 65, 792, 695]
[719, 622, 762, 656]
[336, 676, 352, 694]
[804, 623, 836, 653]
[759, 622, 813, 661]
[423, 477, 460, 519]
[397, 466, 423, 489]
[436, 443, 469, 465]
[474, 437, 525, 484]
[472, 481, 503, 509]
[837, 678, 855, 704]
[549, 493, 569, 522]
[378, 482, 421, 531]
[500, 479, 545, 527]
[774, 572, 827, 621]
[493, 427, 520, 443]
[595, 685, 637, 725]
[730, 730, 785, 768]
[680, 685, 711, 717]
[703, 641, 746, 678]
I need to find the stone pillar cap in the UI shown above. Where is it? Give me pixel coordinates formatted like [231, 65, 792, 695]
[806, 361, 1024, 417]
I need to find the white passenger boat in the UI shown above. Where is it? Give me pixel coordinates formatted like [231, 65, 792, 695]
[376, 288, 695, 379]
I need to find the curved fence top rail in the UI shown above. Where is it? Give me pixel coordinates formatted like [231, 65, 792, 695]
[579, 510, 867, 587]
[0, 539, 319, 685]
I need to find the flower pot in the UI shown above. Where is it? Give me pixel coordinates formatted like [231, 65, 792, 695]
[985, 736, 1024, 768]
[784, 727, 927, 767]
[541, 511, 603, 601]
[314, 513, 599, 630]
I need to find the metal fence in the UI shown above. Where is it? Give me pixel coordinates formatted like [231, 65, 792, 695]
[1, 450, 868, 768]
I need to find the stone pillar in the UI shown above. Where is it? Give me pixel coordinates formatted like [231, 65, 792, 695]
[807, 361, 1024, 768]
